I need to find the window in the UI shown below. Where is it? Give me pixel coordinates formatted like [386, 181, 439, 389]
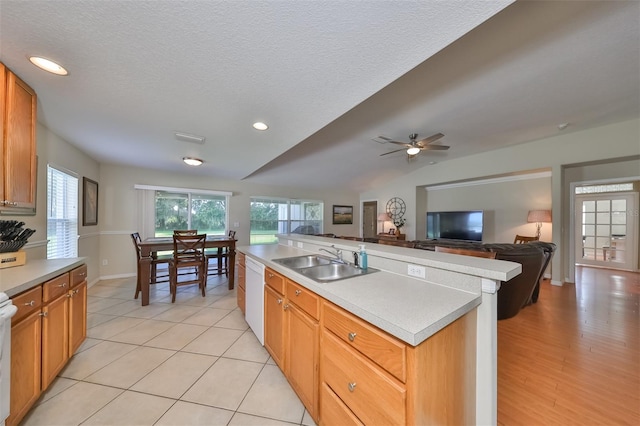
[47, 165, 78, 259]
[155, 190, 227, 236]
[250, 197, 323, 244]
[576, 183, 634, 194]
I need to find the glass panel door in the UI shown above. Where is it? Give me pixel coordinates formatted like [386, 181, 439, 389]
[576, 193, 636, 270]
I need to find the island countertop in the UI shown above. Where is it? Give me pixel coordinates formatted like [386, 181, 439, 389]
[0, 257, 86, 297]
[239, 243, 485, 346]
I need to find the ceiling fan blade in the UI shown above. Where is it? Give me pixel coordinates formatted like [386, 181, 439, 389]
[377, 136, 393, 142]
[416, 132, 445, 145]
[380, 148, 407, 156]
[420, 144, 450, 151]
[388, 141, 412, 147]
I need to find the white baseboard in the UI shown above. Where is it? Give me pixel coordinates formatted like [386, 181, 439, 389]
[99, 273, 136, 281]
[551, 279, 563, 286]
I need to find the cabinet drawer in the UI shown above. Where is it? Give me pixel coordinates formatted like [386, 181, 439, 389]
[286, 279, 319, 320]
[70, 264, 87, 287]
[320, 382, 364, 426]
[322, 301, 406, 382]
[265, 268, 285, 294]
[11, 286, 42, 325]
[43, 273, 70, 303]
[322, 330, 406, 426]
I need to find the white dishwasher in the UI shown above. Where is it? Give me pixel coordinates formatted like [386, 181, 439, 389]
[245, 257, 265, 345]
[0, 292, 18, 425]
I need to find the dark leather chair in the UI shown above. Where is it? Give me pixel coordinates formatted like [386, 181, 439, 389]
[527, 241, 556, 303]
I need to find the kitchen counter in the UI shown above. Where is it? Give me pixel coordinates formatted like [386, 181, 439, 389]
[0, 257, 86, 297]
[240, 241, 496, 346]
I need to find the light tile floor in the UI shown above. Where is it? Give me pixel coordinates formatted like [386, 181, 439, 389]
[21, 275, 316, 426]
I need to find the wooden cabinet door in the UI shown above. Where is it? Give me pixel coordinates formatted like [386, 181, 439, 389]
[286, 302, 319, 420]
[7, 311, 41, 426]
[41, 294, 69, 389]
[68, 280, 87, 355]
[264, 284, 285, 369]
[2, 69, 37, 209]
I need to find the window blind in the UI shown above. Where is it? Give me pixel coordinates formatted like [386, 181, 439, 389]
[47, 165, 78, 259]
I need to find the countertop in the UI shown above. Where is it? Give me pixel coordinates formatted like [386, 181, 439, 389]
[0, 258, 86, 297]
[239, 244, 483, 346]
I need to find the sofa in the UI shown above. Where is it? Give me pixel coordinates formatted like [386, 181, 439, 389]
[412, 239, 556, 320]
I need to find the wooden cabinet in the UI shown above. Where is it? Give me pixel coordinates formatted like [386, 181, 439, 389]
[0, 62, 37, 211]
[7, 264, 87, 426]
[7, 289, 42, 426]
[263, 268, 319, 421]
[264, 279, 285, 369]
[320, 300, 476, 425]
[237, 252, 246, 314]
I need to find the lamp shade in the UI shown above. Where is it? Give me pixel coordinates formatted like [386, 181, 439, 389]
[527, 210, 552, 223]
[377, 213, 390, 221]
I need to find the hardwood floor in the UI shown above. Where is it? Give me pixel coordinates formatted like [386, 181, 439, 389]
[497, 266, 639, 425]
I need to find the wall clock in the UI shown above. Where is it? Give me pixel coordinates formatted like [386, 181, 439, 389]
[386, 197, 406, 220]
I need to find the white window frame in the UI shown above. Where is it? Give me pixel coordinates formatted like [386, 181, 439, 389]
[47, 164, 78, 259]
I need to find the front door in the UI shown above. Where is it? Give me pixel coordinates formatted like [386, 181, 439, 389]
[362, 201, 377, 239]
[575, 193, 637, 270]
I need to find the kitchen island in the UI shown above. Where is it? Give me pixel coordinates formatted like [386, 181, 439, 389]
[239, 235, 520, 425]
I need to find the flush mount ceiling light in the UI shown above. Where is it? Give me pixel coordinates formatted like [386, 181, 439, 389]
[406, 147, 421, 156]
[182, 157, 203, 166]
[557, 123, 570, 130]
[174, 132, 205, 144]
[29, 56, 68, 75]
[252, 122, 268, 131]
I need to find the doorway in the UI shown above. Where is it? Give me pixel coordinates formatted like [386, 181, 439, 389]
[362, 201, 377, 239]
[575, 192, 638, 270]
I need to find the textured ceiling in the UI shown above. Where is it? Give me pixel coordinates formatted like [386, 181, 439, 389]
[0, 1, 638, 192]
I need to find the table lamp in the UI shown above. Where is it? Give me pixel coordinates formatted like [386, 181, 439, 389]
[527, 209, 552, 239]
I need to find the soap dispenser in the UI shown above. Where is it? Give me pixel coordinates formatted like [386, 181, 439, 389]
[358, 244, 368, 270]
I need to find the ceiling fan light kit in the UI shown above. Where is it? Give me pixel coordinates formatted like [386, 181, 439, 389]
[182, 157, 203, 166]
[379, 132, 449, 159]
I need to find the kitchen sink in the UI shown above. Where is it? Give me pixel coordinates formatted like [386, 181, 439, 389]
[272, 255, 334, 269]
[273, 255, 378, 283]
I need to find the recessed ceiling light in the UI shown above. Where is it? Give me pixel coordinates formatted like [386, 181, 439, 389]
[253, 122, 268, 131]
[29, 56, 68, 75]
[406, 147, 421, 156]
[183, 157, 203, 166]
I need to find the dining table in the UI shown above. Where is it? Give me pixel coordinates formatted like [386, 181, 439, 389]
[137, 235, 236, 306]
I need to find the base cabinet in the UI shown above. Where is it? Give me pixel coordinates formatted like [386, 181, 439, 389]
[264, 268, 320, 421]
[261, 264, 477, 426]
[237, 252, 246, 314]
[7, 264, 87, 426]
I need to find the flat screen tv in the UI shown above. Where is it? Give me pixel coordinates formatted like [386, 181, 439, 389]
[427, 210, 484, 241]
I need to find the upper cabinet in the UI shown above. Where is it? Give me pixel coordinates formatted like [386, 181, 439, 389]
[0, 62, 37, 211]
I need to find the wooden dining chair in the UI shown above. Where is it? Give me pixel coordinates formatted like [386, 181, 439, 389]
[169, 233, 207, 302]
[206, 230, 236, 277]
[131, 232, 170, 299]
[435, 246, 497, 259]
[174, 229, 198, 236]
[514, 234, 539, 244]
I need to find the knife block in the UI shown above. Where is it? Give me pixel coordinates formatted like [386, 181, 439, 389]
[0, 249, 26, 269]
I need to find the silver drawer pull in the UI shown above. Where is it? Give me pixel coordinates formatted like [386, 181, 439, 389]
[348, 332, 357, 342]
[348, 382, 357, 392]
[295, 289, 302, 296]
[40, 311, 48, 317]
[24, 300, 35, 307]
[58, 282, 67, 288]
[283, 304, 289, 311]
[277, 298, 283, 304]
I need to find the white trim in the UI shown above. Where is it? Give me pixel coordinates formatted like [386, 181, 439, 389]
[78, 232, 100, 239]
[425, 171, 551, 191]
[134, 184, 232, 197]
[551, 279, 563, 286]
[99, 273, 136, 281]
[24, 239, 48, 249]
[47, 162, 79, 178]
[481, 278, 501, 294]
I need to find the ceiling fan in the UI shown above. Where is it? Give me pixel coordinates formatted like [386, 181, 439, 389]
[379, 133, 449, 159]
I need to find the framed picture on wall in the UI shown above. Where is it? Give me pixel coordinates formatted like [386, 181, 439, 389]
[332, 205, 353, 225]
[83, 177, 98, 226]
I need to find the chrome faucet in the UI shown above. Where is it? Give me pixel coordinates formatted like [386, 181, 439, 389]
[319, 245, 344, 263]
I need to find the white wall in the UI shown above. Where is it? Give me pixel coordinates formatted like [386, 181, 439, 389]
[98, 163, 360, 278]
[361, 118, 640, 284]
[423, 173, 552, 243]
[10, 123, 101, 283]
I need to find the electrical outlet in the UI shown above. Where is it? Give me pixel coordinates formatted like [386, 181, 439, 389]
[297, 242, 303, 248]
[102, 259, 108, 266]
[407, 264, 426, 278]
